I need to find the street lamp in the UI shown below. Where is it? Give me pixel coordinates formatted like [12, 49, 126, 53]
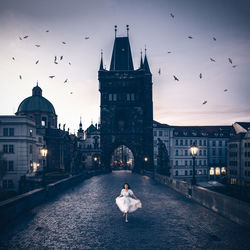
[93, 156, 99, 169]
[40, 145, 48, 186]
[190, 145, 199, 185]
[144, 157, 148, 162]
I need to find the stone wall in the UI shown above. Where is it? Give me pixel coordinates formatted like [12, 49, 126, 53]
[147, 172, 250, 229]
[0, 169, 109, 228]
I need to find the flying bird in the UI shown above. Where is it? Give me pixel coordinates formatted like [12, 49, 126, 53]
[19, 36, 22, 40]
[19, 75, 22, 80]
[158, 68, 161, 75]
[64, 78, 68, 83]
[84, 37, 90, 40]
[210, 58, 216, 62]
[224, 89, 228, 92]
[202, 101, 207, 105]
[69, 62, 71, 65]
[170, 13, 174, 18]
[232, 65, 237, 68]
[167, 51, 171, 54]
[213, 37, 216, 41]
[46, 30, 49, 32]
[35, 45, 40, 47]
[228, 58, 233, 64]
[35, 60, 39, 64]
[70, 92, 73, 94]
[60, 56, 63, 60]
[199, 73, 202, 79]
[12, 57, 15, 60]
[188, 36, 193, 39]
[173, 75, 179, 81]
[62, 41, 66, 44]
[23, 35, 29, 39]
[49, 75, 55, 79]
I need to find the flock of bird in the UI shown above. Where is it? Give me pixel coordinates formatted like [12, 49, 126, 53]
[156, 13, 238, 105]
[11, 14, 237, 104]
[12, 29, 90, 95]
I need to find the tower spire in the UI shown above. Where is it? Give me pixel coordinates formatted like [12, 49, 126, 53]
[143, 45, 151, 73]
[140, 49, 143, 69]
[99, 49, 104, 70]
[126, 25, 129, 37]
[114, 25, 117, 38]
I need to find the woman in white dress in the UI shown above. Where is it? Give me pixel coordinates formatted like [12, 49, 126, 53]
[115, 183, 142, 222]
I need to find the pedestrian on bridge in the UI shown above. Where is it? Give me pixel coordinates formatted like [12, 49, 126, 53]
[116, 183, 142, 222]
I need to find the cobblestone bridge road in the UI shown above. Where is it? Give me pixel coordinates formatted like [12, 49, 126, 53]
[1, 171, 250, 249]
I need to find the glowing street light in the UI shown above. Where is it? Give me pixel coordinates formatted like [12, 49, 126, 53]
[40, 145, 48, 186]
[144, 157, 148, 162]
[190, 145, 199, 185]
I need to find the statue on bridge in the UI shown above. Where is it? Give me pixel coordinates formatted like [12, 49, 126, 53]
[156, 138, 170, 176]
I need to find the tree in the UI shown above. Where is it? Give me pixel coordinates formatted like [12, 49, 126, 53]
[0, 151, 7, 189]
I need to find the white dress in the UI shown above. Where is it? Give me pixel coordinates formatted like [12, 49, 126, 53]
[116, 189, 142, 213]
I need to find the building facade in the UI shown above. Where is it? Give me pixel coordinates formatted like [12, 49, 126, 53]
[0, 116, 43, 192]
[227, 122, 250, 187]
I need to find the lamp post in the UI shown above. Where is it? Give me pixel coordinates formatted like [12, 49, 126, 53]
[40, 145, 48, 186]
[93, 156, 98, 169]
[190, 145, 199, 185]
[144, 156, 148, 170]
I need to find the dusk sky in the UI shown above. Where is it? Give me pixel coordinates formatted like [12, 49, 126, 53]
[0, 0, 250, 133]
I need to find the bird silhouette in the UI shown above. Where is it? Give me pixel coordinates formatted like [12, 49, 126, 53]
[49, 75, 55, 79]
[188, 36, 193, 39]
[210, 58, 216, 62]
[70, 92, 73, 94]
[228, 58, 233, 64]
[170, 13, 174, 18]
[213, 37, 216, 41]
[69, 62, 71, 65]
[64, 78, 68, 83]
[173, 75, 179, 81]
[167, 51, 171, 54]
[199, 73, 202, 79]
[202, 101, 207, 105]
[60, 56, 63, 60]
[85, 37, 90, 40]
[62, 41, 66, 44]
[19, 37, 22, 40]
[35, 60, 39, 64]
[224, 89, 228, 92]
[19, 75, 22, 80]
[12, 57, 15, 60]
[46, 30, 49, 32]
[23, 35, 29, 39]
[232, 65, 237, 68]
[35, 45, 40, 47]
[158, 68, 161, 75]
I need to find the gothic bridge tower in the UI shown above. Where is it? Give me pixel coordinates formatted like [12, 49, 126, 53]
[98, 25, 153, 172]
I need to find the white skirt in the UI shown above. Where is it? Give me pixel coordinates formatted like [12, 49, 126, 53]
[115, 196, 142, 213]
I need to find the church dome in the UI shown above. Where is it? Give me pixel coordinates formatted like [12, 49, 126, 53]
[17, 85, 56, 114]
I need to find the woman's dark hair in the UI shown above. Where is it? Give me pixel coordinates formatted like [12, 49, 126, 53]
[123, 183, 131, 189]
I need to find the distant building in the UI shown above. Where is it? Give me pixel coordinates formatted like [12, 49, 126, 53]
[153, 120, 235, 183]
[227, 122, 250, 187]
[0, 116, 43, 192]
[78, 123, 101, 169]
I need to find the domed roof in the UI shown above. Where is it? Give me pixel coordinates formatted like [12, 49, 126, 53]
[16, 85, 56, 114]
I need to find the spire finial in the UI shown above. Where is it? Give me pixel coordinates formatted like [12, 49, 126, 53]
[114, 25, 117, 38]
[145, 45, 147, 55]
[126, 24, 129, 37]
[99, 49, 104, 70]
[36, 80, 38, 86]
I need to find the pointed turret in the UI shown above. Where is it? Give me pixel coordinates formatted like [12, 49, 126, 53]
[143, 54, 151, 74]
[139, 50, 144, 69]
[99, 50, 104, 70]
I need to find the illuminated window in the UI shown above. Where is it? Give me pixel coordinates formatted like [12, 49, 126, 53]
[221, 167, 226, 174]
[215, 167, 220, 175]
[210, 167, 215, 175]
